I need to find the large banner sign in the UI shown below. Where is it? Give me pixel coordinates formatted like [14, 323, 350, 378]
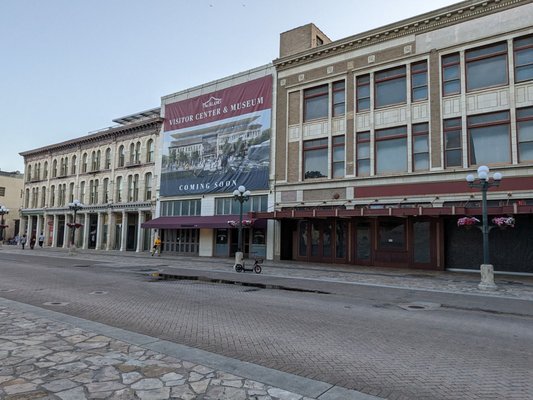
[161, 75, 272, 196]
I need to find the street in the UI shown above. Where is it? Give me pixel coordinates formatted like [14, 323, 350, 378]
[1, 251, 532, 400]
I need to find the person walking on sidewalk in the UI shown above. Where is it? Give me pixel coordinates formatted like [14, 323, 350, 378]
[30, 235, 36, 249]
[38, 232, 45, 248]
[20, 234, 27, 250]
[151, 235, 161, 257]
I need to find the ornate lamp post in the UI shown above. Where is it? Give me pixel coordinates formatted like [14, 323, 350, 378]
[67, 199, 83, 253]
[466, 165, 502, 290]
[232, 185, 251, 257]
[0, 205, 9, 243]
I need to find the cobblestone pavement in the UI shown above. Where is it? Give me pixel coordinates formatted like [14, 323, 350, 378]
[0, 301, 373, 400]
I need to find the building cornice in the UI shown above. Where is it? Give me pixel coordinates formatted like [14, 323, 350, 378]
[19, 117, 163, 159]
[273, 0, 531, 70]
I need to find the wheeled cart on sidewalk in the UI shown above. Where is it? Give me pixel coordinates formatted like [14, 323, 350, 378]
[233, 251, 262, 274]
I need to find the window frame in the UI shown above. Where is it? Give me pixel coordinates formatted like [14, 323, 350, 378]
[375, 126, 408, 174]
[374, 66, 407, 109]
[411, 61, 428, 102]
[442, 53, 461, 96]
[467, 111, 511, 166]
[412, 123, 429, 171]
[514, 35, 533, 83]
[517, 107, 533, 162]
[356, 74, 370, 112]
[356, 131, 371, 177]
[443, 118, 463, 168]
[303, 138, 329, 179]
[332, 135, 345, 178]
[465, 42, 508, 92]
[303, 84, 329, 122]
[332, 81, 345, 117]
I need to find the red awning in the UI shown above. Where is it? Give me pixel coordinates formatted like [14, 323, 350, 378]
[141, 215, 257, 229]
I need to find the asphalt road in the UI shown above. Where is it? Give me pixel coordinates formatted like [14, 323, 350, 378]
[0, 252, 532, 400]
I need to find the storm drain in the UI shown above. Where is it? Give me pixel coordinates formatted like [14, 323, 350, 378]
[398, 302, 441, 311]
[0, 289, 16, 292]
[43, 302, 69, 306]
[89, 291, 108, 295]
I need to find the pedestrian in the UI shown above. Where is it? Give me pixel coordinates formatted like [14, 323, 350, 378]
[20, 234, 27, 250]
[38, 232, 45, 248]
[151, 235, 161, 257]
[30, 235, 36, 250]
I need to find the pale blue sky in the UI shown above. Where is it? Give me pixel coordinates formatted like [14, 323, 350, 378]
[0, 0, 459, 172]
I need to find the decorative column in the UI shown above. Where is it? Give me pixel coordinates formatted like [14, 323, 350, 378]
[62, 213, 69, 248]
[136, 210, 145, 252]
[120, 210, 127, 252]
[95, 212, 103, 250]
[27, 216, 34, 239]
[106, 210, 115, 250]
[20, 216, 27, 238]
[43, 213, 50, 246]
[52, 214, 58, 247]
[82, 213, 90, 250]
[35, 215, 42, 240]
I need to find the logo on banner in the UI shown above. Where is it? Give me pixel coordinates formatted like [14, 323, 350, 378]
[202, 96, 222, 108]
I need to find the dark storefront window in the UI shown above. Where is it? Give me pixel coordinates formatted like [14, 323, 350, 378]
[299, 221, 308, 257]
[335, 221, 347, 259]
[413, 221, 431, 264]
[356, 223, 371, 261]
[379, 221, 405, 250]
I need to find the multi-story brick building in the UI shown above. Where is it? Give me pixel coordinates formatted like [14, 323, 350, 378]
[0, 170, 24, 242]
[19, 109, 161, 251]
[256, 0, 533, 273]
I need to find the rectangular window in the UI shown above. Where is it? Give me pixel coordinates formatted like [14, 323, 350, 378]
[375, 126, 407, 174]
[411, 61, 428, 101]
[375, 66, 406, 108]
[356, 75, 370, 112]
[161, 199, 201, 216]
[468, 111, 510, 165]
[517, 107, 533, 162]
[0, 187, 4, 196]
[332, 136, 345, 178]
[304, 84, 328, 121]
[514, 35, 533, 83]
[303, 138, 328, 179]
[442, 53, 461, 96]
[412, 123, 429, 171]
[444, 118, 463, 167]
[215, 195, 268, 215]
[466, 42, 508, 91]
[332, 81, 345, 117]
[378, 221, 406, 250]
[356, 132, 370, 176]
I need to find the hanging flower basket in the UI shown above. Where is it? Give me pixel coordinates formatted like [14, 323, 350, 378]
[457, 216, 479, 229]
[66, 223, 84, 229]
[227, 219, 253, 228]
[492, 216, 515, 229]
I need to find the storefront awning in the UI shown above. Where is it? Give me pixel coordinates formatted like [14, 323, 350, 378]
[141, 215, 265, 229]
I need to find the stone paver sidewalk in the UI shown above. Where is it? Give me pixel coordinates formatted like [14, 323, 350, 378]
[0, 301, 376, 400]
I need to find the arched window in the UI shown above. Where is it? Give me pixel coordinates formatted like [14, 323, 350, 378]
[96, 150, 101, 170]
[82, 153, 88, 173]
[144, 173, 152, 200]
[41, 186, 46, 208]
[71, 155, 77, 175]
[43, 161, 48, 179]
[127, 175, 133, 202]
[52, 159, 58, 177]
[25, 188, 30, 208]
[118, 146, 125, 167]
[63, 157, 68, 176]
[35, 163, 41, 180]
[133, 174, 139, 201]
[50, 185, 55, 207]
[135, 142, 141, 163]
[69, 182, 74, 203]
[27, 165, 32, 182]
[129, 143, 135, 164]
[116, 176, 123, 202]
[103, 178, 109, 203]
[79, 181, 86, 203]
[146, 139, 154, 163]
[105, 148, 111, 169]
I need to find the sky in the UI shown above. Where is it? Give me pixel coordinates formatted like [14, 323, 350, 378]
[0, 0, 460, 173]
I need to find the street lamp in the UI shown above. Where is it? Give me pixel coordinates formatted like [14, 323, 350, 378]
[466, 165, 502, 290]
[67, 199, 83, 253]
[232, 185, 251, 257]
[0, 205, 9, 243]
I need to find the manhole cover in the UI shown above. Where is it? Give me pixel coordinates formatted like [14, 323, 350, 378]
[398, 302, 441, 311]
[90, 291, 108, 295]
[0, 289, 16, 292]
[43, 302, 69, 306]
